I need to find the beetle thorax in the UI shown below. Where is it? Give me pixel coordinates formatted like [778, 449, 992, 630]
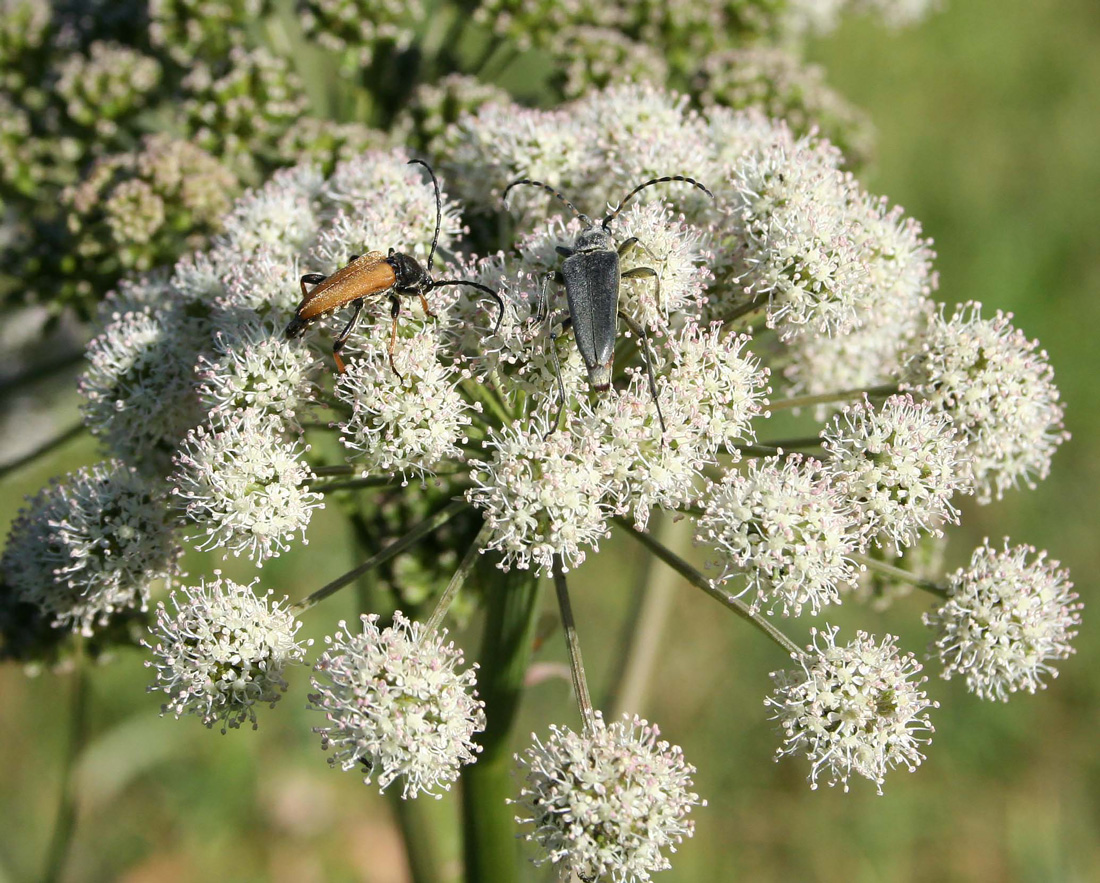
[386, 252, 431, 293]
[573, 225, 615, 254]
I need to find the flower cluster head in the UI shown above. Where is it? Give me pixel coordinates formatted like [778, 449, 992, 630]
[513, 712, 702, 883]
[54, 41, 162, 140]
[335, 324, 477, 480]
[197, 318, 318, 425]
[149, 0, 266, 65]
[696, 46, 875, 167]
[13, 72, 1072, 873]
[697, 455, 860, 617]
[904, 302, 1068, 502]
[79, 297, 207, 473]
[180, 46, 308, 169]
[823, 394, 971, 548]
[767, 626, 937, 793]
[63, 134, 237, 280]
[467, 409, 615, 573]
[298, 0, 423, 71]
[924, 540, 1081, 701]
[1, 461, 181, 637]
[172, 409, 324, 564]
[309, 611, 485, 798]
[144, 574, 310, 732]
[722, 123, 934, 344]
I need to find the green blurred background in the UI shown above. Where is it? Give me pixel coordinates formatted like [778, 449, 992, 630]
[2, 0, 1098, 880]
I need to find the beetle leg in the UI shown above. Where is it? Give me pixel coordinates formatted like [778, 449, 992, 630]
[388, 295, 405, 379]
[555, 245, 575, 258]
[621, 264, 662, 313]
[300, 273, 327, 298]
[545, 311, 572, 438]
[347, 254, 360, 265]
[619, 310, 667, 438]
[417, 292, 437, 320]
[331, 298, 366, 374]
[619, 237, 664, 308]
[535, 271, 566, 323]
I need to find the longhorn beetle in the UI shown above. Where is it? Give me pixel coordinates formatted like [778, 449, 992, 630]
[286, 159, 505, 375]
[503, 174, 713, 429]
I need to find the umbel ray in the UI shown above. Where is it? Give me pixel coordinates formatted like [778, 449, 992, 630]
[286, 159, 505, 375]
[504, 174, 714, 431]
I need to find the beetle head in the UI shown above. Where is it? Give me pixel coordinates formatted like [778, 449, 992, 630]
[572, 224, 615, 254]
[387, 251, 431, 293]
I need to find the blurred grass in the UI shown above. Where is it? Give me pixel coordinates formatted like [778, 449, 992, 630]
[2, 0, 1099, 880]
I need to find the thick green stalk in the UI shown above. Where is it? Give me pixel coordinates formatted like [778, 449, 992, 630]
[463, 565, 543, 883]
[42, 648, 88, 883]
[390, 793, 448, 883]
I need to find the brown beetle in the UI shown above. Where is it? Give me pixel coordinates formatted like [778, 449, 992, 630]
[286, 159, 504, 375]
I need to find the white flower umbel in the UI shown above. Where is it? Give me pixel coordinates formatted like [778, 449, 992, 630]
[924, 539, 1081, 701]
[663, 323, 769, 454]
[1, 461, 181, 636]
[513, 712, 703, 883]
[570, 82, 719, 212]
[144, 575, 310, 731]
[466, 409, 615, 573]
[726, 125, 870, 338]
[697, 455, 859, 616]
[197, 318, 318, 427]
[309, 611, 485, 798]
[211, 247, 305, 325]
[584, 324, 769, 530]
[823, 395, 971, 548]
[79, 307, 205, 473]
[905, 302, 1068, 502]
[584, 375, 705, 530]
[767, 626, 936, 793]
[443, 103, 588, 213]
[219, 162, 324, 260]
[335, 324, 476, 479]
[172, 410, 323, 564]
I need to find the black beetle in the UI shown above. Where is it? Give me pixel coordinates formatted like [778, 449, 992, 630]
[503, 175, 713, 426]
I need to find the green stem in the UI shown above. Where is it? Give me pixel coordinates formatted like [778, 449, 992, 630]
[311, 464, 356, 477]
[753, 436, 824, 451]
[0, 351, 83, 398]
[0, 422, 86, 481]
[855, 554, 948, 598]
[463, 566, 543, 883]
[771, 384, 898, 412]
[616, 518, 804, 658]
[42, 648, 89, 883]
[423, 522, 491, 637]
[604, 515, 686, 719]
[721, 298, 767, 329]
[461, 376, 512, 426]
[292, 500, 468, 613]
[389, 793, 446, 883]
[313, 476, 405, 495]
[552, 560, 596, 731]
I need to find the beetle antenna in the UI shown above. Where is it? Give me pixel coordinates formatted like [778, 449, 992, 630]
[408, 159, 443, 275]
[502, 179, 591, 224]
[601, 176, 714, 229]
[430, 279, 508, 335]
